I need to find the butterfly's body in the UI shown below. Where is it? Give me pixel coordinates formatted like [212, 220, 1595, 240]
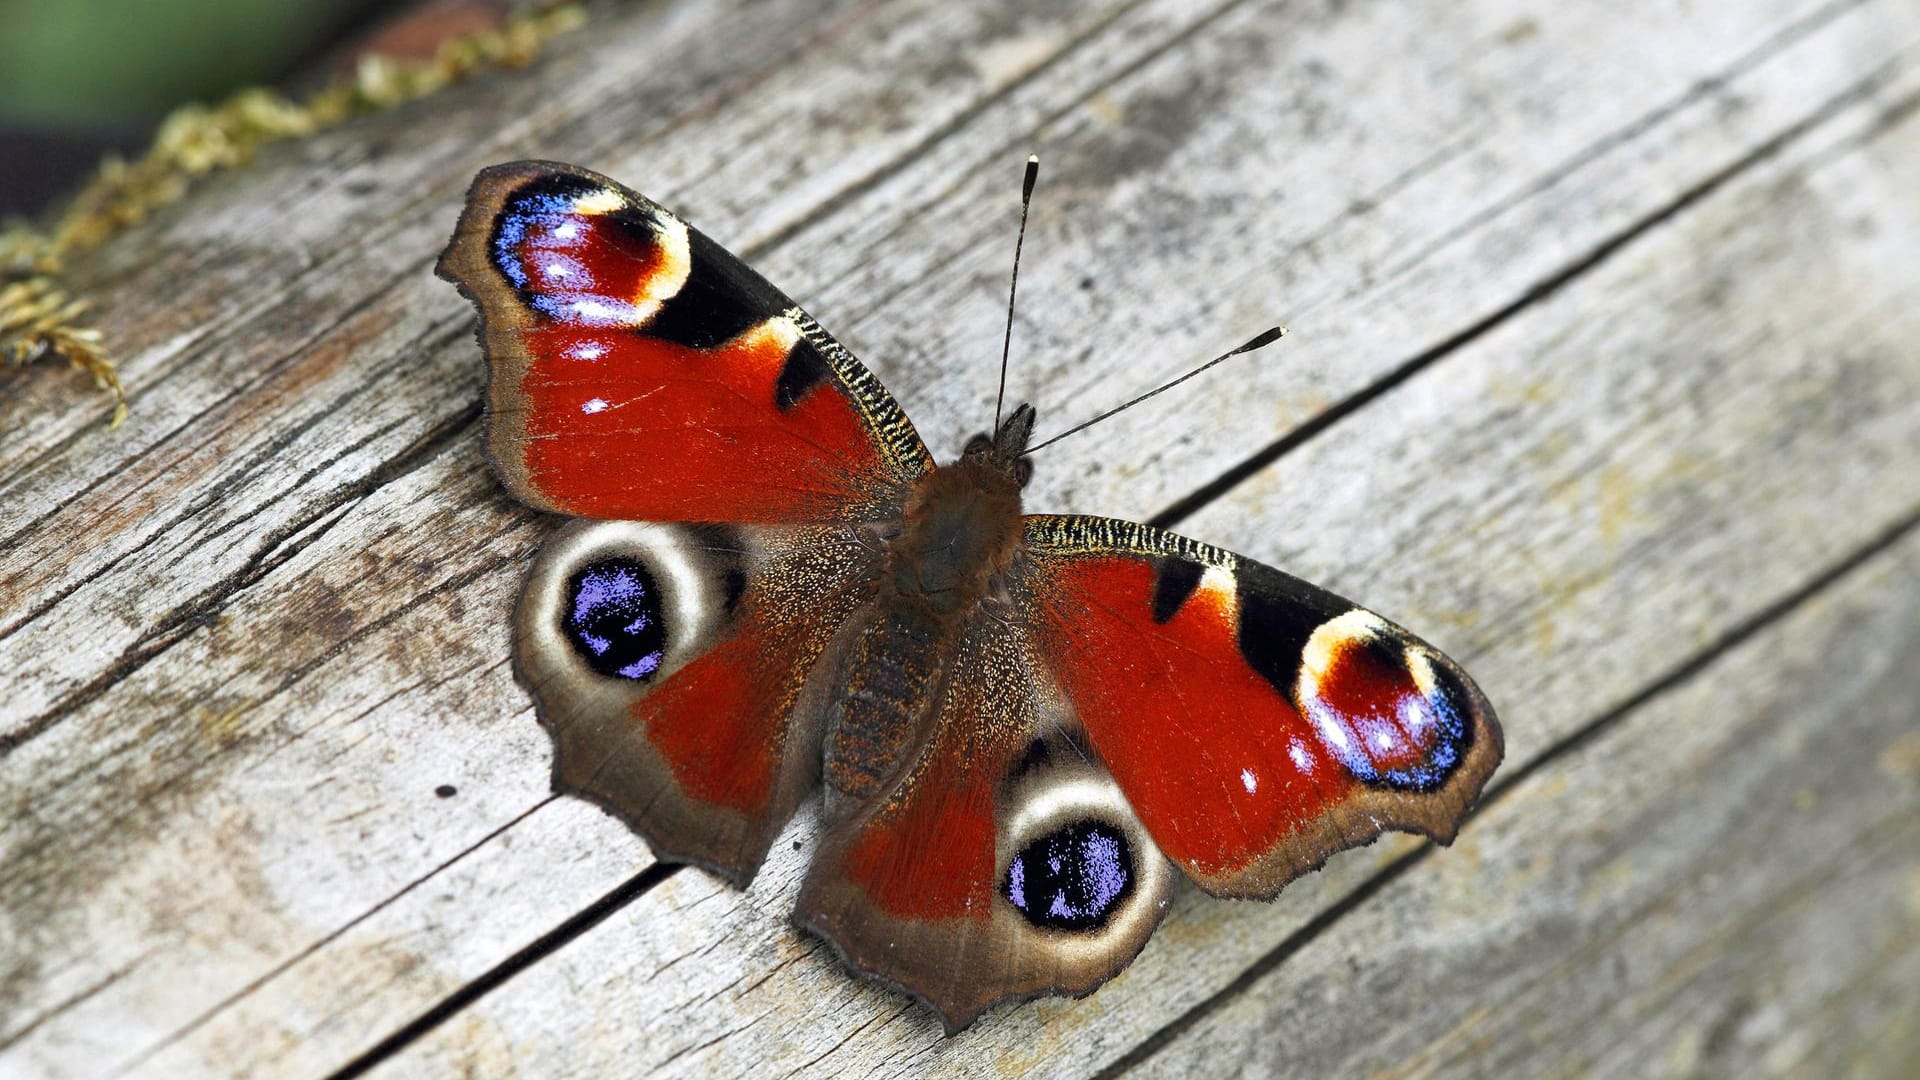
[439, 160, 1502, 1031]
[824, 410, 1032, 805]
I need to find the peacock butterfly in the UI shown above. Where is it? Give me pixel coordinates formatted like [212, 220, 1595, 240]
[436, 158, 1502, 1031]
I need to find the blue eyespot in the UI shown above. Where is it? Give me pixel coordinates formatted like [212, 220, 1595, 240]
[1311, 647, 1473, 793]
[492, 175, 599, 290]
[1004, 820, 1134, 931]
[564, 558, 667, 680]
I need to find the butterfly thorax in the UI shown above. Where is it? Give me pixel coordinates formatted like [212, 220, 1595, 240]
[880, 400, 1035, 615]
[887, 456, 1024, 615]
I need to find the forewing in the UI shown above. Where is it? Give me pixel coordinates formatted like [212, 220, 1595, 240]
[517, 519, 879, 883]
[795, 615, 1175, 1032]
[437, 160, 933, 524]
[1020, 515, 1503, 898]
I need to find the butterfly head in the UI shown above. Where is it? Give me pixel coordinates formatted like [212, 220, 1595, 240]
[962, 401, 1036, 489]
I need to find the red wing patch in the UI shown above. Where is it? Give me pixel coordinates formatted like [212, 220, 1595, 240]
[629, 626, 788, 817]
[1021, 515, 1502, 898]
[510, 320, 892, 522]
[438, 161, 933, 524]
[840, 733, 999, 920]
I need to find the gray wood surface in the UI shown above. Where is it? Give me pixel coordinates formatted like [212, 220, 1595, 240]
[2, 0, 1916, 1076]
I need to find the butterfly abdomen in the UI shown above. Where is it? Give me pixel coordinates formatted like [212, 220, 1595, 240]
[823, 601, 946, 804]
[823, 457, 1027, 806]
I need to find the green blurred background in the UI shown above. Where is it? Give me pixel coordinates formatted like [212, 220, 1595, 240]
[0, 0, 413, 216]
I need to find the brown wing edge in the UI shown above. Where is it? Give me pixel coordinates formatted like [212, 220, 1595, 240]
[435, 159, 587, 514]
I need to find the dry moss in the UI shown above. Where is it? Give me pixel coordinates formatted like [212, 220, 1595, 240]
[0, 1, 587, 429]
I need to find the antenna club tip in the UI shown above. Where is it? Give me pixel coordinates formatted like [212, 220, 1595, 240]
[1242, 325, 1288, 351]
[1021, 156, 1039, 201]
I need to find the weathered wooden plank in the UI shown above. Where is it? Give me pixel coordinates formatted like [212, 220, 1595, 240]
[0, 0, 1914, 1075]
[363, 33, 1920, 1079]
[132, 8, 1920, 1078]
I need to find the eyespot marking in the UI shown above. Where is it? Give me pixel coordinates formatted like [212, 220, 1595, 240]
[489, 175, 690, 328]
[1003, 820, 1135, 932]
[1296, 611, 1471, 791]
[563, 557, 668, 680]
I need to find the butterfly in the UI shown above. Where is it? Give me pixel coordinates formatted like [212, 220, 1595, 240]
[436, 159, 1502, 1032]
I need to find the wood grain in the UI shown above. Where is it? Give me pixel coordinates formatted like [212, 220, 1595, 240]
[1, 0, 1915, 1075]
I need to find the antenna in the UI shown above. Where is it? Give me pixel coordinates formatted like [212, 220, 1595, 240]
[1023, 326, 1288, 455]
[993, 155, 1040, 434]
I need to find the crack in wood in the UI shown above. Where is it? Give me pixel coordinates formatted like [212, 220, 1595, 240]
[321, 862, 680, 1080]
[0, 954, 145, 1053]
[0, 398, 482, 756]
[109, 795, 560, 1076]
[737, 0, 1158, 266]
[780, 0, 1274, 322]
[1374, 0, 1875, 300]
[776, 999, 919, 1080]
[0, 258, 449, 567]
